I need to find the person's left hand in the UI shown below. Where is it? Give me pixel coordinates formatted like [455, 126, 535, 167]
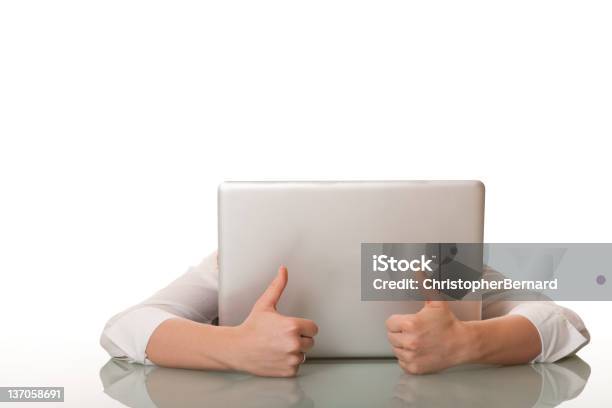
[386, 300, 476, 375]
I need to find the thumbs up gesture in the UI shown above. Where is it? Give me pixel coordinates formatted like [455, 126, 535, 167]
[231, 266, 319, 377]
[385, 300, 475, 375]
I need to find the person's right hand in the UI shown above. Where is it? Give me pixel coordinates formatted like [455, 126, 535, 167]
[229, 265, 318, 377]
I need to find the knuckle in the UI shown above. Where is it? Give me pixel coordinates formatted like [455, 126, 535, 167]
[286, 320, 300, 332]
[399, 348, 413, 359]
[282, 366, 298, 377]
[303, 338, 314, 350]
[404, 338, 421, 350]
[407, 363, 422, 374]
[401, 320, 415, 332]
[286, 338, 301, 352]
[287, 354, 302, 366]
[408, 362, 428, 375]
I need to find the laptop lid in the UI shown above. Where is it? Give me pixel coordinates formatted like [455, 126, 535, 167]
[218, 181, 484, 358]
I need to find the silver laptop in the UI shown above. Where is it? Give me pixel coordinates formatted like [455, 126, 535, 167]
[218, 181, 484, 358]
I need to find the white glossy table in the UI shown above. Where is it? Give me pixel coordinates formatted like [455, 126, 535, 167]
[100, 356, 591, 408]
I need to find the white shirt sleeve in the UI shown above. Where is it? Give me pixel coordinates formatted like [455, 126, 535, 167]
[481, 266, 590, 363]
[100, 251, 219, 365]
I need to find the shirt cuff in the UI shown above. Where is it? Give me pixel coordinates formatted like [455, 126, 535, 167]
[508, 303, 589, 363]
[103, 306, 178, 364]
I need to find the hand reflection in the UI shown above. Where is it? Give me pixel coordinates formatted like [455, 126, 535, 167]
[100, 357, 589, 408]
[146, 368, 312, 408]
[390, 358, 590, 408]
[100, 359, 312, 408]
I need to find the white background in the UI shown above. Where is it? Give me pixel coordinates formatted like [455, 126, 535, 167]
[1, 1, 611, 405]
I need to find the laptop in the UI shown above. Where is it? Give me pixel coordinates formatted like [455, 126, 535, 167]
[218, 181, 484, 358]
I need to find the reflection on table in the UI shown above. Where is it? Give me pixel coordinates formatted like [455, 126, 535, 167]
[100, 357, 590, 408]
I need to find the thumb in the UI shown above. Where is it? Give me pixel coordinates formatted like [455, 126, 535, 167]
[414, 270, 444, 302]
[253, 265, 288, 312]
[423, 299, 450, 310]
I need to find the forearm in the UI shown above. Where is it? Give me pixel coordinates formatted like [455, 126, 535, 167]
[462, 315, 542, 365]
[146, 318, 239, 371]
